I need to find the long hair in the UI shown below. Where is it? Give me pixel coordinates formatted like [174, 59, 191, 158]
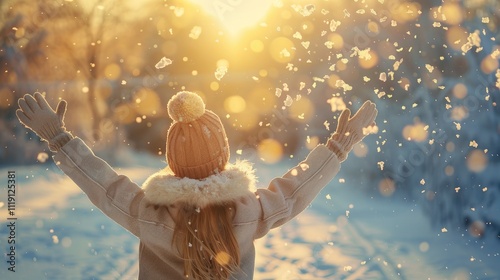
[173, 202, 240, 279]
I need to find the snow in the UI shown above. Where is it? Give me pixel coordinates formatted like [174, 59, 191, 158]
[154, 57, 172, 69]
[2, 0, 500, 278]
[1, 157, 498, 279]
[214, 65, 228, 81]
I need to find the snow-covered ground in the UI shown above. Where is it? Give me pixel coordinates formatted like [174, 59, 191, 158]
[1, 158, 499, 280]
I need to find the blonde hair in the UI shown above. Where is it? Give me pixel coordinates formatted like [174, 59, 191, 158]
[173, 202, 240, 279]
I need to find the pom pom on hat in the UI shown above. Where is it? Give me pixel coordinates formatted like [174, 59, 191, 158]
[166, 91, 230, 179]
[167, 91, 205, 123]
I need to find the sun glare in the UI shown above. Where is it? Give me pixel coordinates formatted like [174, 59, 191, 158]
[188, 0, 274, 34]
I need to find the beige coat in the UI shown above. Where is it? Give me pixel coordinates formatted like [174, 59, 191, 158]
[53, 138, 341, 279]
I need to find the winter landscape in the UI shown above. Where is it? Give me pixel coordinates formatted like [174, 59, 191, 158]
[1, 0, 500, 279]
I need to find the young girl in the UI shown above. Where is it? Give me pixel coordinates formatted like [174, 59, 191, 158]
[16, 91, 377, 279]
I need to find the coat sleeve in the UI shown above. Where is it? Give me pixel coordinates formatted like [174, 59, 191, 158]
[53, 137, 144, 237]
[254, 144, 341, 239]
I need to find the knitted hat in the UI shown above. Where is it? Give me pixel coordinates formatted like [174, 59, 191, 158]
[166, 91, 230, 179]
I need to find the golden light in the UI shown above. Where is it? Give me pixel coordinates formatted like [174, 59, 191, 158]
[468, 220, 485, 238]
[248, 86, 276, 113]
[215, 251, 231, 265]
[431, 3, 464, 25]
[210, 81, 220, 91]
[419, 242, 429, 253]
[391, 2, 421, 22]
[230, 109, 259, 131]
[258, 138, 283, 163]
[133, 88, 161, 117]
[446, 141, 455, 152]
[326, 33, 344, 50]
[367, 21, 380, 35]
[169, 6, 195, 29]
[441, 3, 464, 25]
[305, 136, 320, 150]
[379, 178, 396, 197]
[336, 60, 347, 72]
[189, 0, 274, 34]
[327, 74, 341, 88]
[250, 39, 264, 53]
[358, 50, 379, 69]
[480, 55, 499, 74]
[399, 77, 411, 91]
[450, 106, 468, 121]
[104, 63, 121, 80]
[224, 95, 246, 113]
[216, 59, 229, 68]
[269, 37, 295, 63]
[113, 103, 135, 124]
[0, 88, 14, 109]
[446, 26, 468, 51]
[289, 96, 314, 122]
[352, 142, 368, 158]
[466, 149, 488, 173]
[453, 83, 467, 99]
[300, 21, 315, 35]
[402, 120, 428, 142]
[445, 165, 454, 176]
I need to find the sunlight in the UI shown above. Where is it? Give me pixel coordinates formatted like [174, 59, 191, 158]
[188, 0, 274, 34]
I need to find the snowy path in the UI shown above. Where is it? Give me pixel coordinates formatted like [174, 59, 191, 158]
[255, 182, 500, 280]
[1, 165, 499, 279]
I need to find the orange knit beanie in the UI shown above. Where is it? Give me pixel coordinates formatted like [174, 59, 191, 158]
[166, 91, 230, 179]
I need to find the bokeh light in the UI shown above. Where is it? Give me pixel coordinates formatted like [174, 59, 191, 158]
[452, 83, 468, 99]
[358, 50, 379, 69]
[0, 88, 14, 108]
[352, 142, 368, 158]
[269, 37, 295, 63]
[468, 220, 485, 238]
[247, 86, 276, 114]
[250, 39, 264, 53]
[289, 96, 314, 122]
[258, 138, 283, 164]
[446, 26, 469, 51]
[480, 55, 498, 74]
[113, 103, 135, 124]
[104, 63, 121, 80]
[189, 0, 274, 34]
[402, 120, 428, 142]
[224, 95, 246, 114]
[326, 33, 344, 50]
[450, 106, 468, 121]
[133, 88, 161, 117]
[390, 2, 421, 22]
[466, 149, 488, 173]
[379, 178, 396, 197]
[432, 3, 464, 25]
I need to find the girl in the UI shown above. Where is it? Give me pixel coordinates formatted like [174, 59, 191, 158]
[16, 91, 377, 279]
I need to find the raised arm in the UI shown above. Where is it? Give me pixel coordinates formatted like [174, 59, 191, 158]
[16, 93, 143, 236]
[254, 101, 377, 238]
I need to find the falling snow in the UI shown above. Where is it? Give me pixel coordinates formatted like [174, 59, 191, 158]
[327, 96, 346, 112]
[214, 65, 228, 80]
[154, 57, 172, 69]
[284, 95, 293, 107]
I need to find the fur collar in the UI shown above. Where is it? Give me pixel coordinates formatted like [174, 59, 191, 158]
[141, 160, 257, 207]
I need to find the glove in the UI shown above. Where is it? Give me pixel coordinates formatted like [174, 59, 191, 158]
[327, 100, 378, 161]
[16, 93, 73, 152]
